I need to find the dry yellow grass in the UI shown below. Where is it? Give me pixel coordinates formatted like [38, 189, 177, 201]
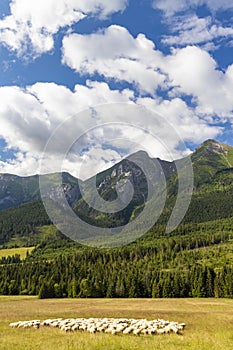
[0, 247, 35, 260]
[0, 296, 233, 350]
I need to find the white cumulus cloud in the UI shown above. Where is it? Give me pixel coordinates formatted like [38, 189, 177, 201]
[62, 25, 165, 95]
[62, 25, 233, 119]
[0, 81, 134, 177]
[137, 96, 221, 145]
[0, 80, 222, 178]
[161, 46, 233, 117]
[0, 0, 128, 56]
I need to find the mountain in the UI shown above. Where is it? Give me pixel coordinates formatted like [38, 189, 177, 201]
[0, 172, 81, 211]
[0, 172, 82, 246]
[191, 139, 233, 188]
[0, 139, 233, 247]
[0, 173, 40, 210]
[74, 151, 176, 228]
[74, 139, 233, 230]
[1, 139, 233, 299]
[182, 140, 233, 224]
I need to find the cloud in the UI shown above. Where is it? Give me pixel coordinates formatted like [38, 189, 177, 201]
[0, 0, 128, 56]
[71, 0, 128, 18]
[137, 96, 221, 144]
[0, 80, 224, 178]
[62, 25, 233, 119]
[62, 25, 165, 95]
[0, 81, 135, 177]
[161, 46, 233, 117]
[152, 0, 233, 16]
[0, 86, 50, 152]
[162, 15, 233, 47]
[65, 146, 123, 180]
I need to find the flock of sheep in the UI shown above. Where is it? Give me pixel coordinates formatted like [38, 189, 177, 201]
[10, 317, 186, 335]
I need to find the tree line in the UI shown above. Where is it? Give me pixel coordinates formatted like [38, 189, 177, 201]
[0, 246, 232, 299]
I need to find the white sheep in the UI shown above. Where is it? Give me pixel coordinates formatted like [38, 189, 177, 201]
[9, 317, 186, 337]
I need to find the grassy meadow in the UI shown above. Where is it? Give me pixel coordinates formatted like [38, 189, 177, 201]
[0, 297, 233, 350]
[0, 247, 35, 260]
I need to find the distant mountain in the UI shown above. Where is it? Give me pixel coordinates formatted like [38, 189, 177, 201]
[0, 139, 233, 247]
[0, 172, 81, 211]
[0, 173, 40, 210]
[191, 139, 233, 188]
[181, 140, 233, 224]
[74, 139, 233, 228]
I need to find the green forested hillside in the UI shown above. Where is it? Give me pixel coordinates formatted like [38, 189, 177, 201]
[0, 201, 51, 246]
[0, 215, 233, 298]
[1, 139, 233, 246]
[0, 139, 233, 298]
[1, 218, 233, 298]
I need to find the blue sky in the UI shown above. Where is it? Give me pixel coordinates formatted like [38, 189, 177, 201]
[0, 0, 233, 179]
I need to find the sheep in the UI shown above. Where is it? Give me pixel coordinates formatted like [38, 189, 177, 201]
[122, 326, 134, 334]
[97, 325, 106, 332]
[23, 323, 30, 329]
[71, 324, 79, 331]
[156, 328, 166, 335]
[104, 326, 115, 334]
[133, 328, 141, 335]
[147, 327, 157, 335]
[87, 327, 97, 334]
[115, 324, 127, 333]
[10, 322, 21, 328]
[33, 324, 40, 329]
[179, 323, 186, 329]
[79, 324, 88, 331]
[42, 319, 52, 326]
[10, 317, 186, 337]
[164, 325, 172, 334]
[18, 322, 27, 329]
[61, 325, 71, 332]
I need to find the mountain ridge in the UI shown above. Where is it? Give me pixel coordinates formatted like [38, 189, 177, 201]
[1, 139, 233, 300]
[0, 139, 233, 247]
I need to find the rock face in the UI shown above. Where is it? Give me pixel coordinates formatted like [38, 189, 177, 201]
[10, 317, 186, 335]
[74, 151, 176, 227]
[195, 139, 229, 156]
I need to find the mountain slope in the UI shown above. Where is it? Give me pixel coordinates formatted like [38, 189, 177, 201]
[74, 151, 176, 228]
[0, 139, 233, 247]
[191, 139, 233, 188]
[74, 140, 233, 230]
[1, 140, 233, 300]
[0, 172, 81, 211]
[0, 174, 40, 210]
[180, 140, 233, 224]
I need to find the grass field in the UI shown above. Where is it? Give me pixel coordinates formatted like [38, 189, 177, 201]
[0, 297, 233, 350]
[0, 247, 35, 260]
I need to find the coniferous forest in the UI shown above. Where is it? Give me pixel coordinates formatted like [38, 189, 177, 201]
[0, 219, 233, 299]
[0, 250, 232, 299]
